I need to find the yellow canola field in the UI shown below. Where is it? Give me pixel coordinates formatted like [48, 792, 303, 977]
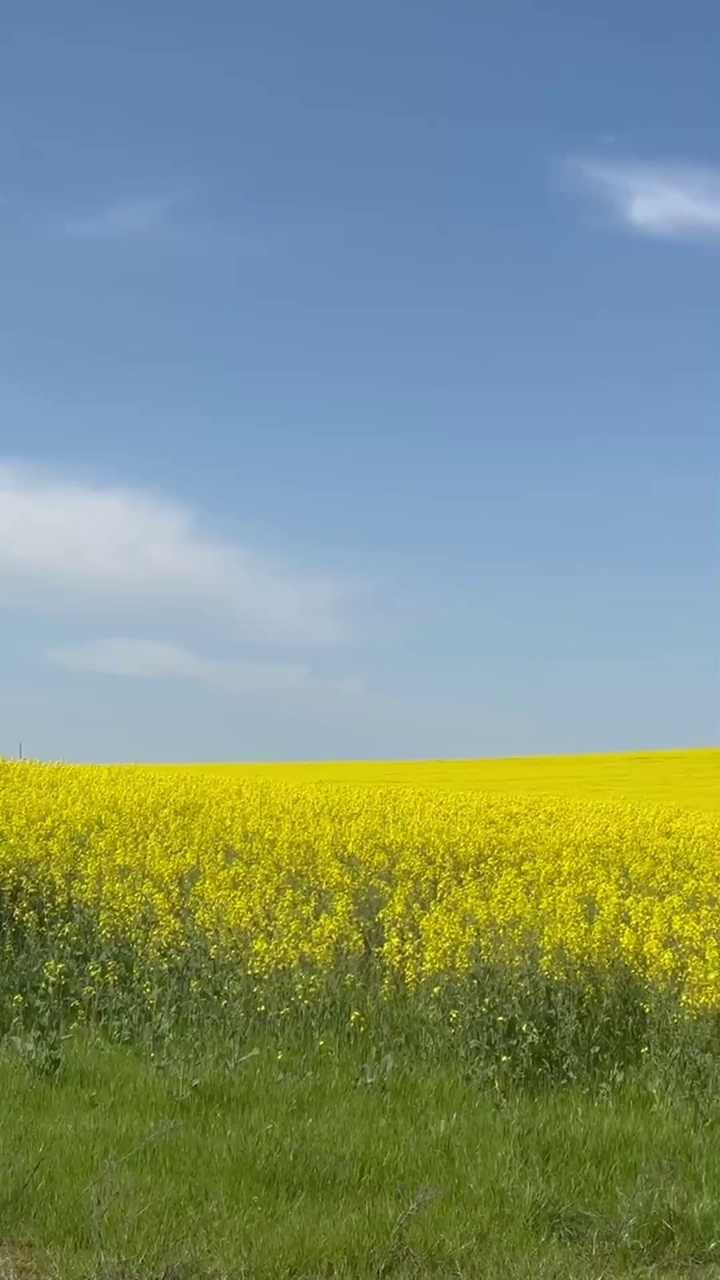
[151, 748, 720, 813]
[1, 757, 719, 1007]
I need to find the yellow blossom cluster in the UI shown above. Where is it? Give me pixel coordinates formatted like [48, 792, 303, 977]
[1, 758, 719, 1006]
[156, 748, 720, 812]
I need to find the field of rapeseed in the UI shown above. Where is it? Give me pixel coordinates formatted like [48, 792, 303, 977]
[1, 754, 719, 1027]
[4, 753, 720, 1277]
[159, 747, 720, 812]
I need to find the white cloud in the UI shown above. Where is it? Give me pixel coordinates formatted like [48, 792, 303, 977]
[0, 463, 534, 751]
[63, 196, 179, 239]
[0, 462, 358, 645]
[47, 636, 528, 746]
[49, 638, 365, 707]
[569, 158, 720, 243]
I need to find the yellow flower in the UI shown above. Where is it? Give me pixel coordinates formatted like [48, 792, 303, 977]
[0, 755, 718, 1010]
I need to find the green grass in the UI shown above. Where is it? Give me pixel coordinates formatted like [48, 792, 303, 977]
[3, 1029, 720, 1280]
[4, 907, 720, 1276]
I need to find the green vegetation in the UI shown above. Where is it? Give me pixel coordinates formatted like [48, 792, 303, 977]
[3, 1028, 720, 1279]
[3, 928, 720, 1278]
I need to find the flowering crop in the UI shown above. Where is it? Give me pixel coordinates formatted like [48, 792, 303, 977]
[156, 748, 720, 812]
[1, 758, 719, 1009]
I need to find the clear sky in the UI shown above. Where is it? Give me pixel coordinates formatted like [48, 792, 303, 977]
[1, 0, 718, 763]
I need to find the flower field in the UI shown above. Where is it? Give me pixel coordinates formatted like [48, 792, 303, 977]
[156, 747, 720, 812]
[2, 753, 719, 1015]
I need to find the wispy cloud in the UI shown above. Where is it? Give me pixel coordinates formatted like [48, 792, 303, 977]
[49, 638, 366, 709]
[568, 158, 720, 243]
[0, 462, 360, 645]
[2, 461, 531, 747]
[63, 195, 180, 239]
[47, 635, 524, 743]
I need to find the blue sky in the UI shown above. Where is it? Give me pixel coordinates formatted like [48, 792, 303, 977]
[1, 0, 718, 762]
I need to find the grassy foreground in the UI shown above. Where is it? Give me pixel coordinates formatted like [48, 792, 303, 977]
[3, 1023, 720, 1280]
[4, 949, 720, 1279]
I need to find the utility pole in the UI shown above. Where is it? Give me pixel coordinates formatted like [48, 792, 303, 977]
[18, 741, 22, 761]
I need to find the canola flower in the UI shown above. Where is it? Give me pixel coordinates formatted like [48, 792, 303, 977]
[1, 759, 719, 1009]
[155, 748, 720, 813]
